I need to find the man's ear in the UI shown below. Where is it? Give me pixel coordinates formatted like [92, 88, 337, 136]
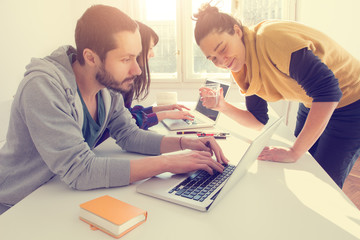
[83, 48, 98, 66]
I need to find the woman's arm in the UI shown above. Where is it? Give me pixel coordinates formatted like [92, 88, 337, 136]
[127, 105, 158, 130]
[129, 104, 195, 128]
[291, 102, 338, 158]
[155, 110, 194, 122]
[153, 104, 195, 122]
[152, 104, 190, 113]
[220, 100, 265, 130]
[258, 48, 342, 162]
[200, 87, 268, 130]
[258, 102, 338, 162]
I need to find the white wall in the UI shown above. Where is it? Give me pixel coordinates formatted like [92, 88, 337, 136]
[297, 0, 360, 60]
[0, 0, 129, 102]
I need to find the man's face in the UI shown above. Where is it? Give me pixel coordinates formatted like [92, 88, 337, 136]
[96, 30, 142, 93]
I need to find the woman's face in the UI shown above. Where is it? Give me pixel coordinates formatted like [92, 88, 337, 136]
[199, 24, 245, 73]
[137, 37, 155, 67]
[147, 37, 155, 60]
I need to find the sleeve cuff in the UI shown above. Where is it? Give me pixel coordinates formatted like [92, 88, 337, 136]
[143, 106, 153, 114]
[145, 112, 159, 128]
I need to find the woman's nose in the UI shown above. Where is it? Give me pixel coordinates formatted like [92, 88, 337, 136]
[148, 49, 155, 59]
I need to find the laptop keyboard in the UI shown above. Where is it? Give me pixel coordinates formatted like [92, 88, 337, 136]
[183, 118, 203, 125]
[184, 119, 194, 125]
[168, 164, 235, 202]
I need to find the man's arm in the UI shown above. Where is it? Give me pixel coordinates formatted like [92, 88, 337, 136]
[129, 136, 229, 183]
[20, 77, 131, 190]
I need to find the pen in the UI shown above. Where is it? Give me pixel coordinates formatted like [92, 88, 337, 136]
[210, 132, 230, 136]
[197, 133, 214, 137]
[214, 136, 226, 139]
[197, 133, 227, 139]
[199, 132, 230, 136]
[197, 132, 229, 136]
[177, 131, 199, 135]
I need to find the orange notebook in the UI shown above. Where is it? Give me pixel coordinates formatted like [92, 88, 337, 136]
[79, 195, 147, 238]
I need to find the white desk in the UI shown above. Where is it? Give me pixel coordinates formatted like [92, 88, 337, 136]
[1, 113, 360, 240]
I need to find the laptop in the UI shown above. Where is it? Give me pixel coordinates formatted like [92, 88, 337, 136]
[136, 117, 283, 212]
[161, 79, 231, 131]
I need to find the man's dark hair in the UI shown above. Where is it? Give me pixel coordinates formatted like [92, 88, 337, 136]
[75, 4, 138, 65]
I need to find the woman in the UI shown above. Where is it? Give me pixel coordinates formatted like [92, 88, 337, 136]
[123, 21, 194, 130]
[194, 3, 360, 188]
[95, 22, 194, 147]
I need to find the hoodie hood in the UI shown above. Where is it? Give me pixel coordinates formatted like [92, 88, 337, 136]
[24, 45, 78, 99]
[22, 45, 83, 125]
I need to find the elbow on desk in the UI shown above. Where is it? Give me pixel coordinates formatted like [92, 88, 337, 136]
[254, 123, 265, 131]
[67, 180, 119, 191]
[251, 121, 266, 131]
[66, 174, 129, 191]
[248, 114, 268, 131]
[65, 173, 110, 191]
[67, 178, 94, 191]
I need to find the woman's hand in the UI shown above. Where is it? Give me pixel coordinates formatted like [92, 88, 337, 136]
[258, 146, 299, 163]
[153, 104, 190, 112]
[154, 104, 194, 121]
[258, 102, 339, 164]
[156, 110, 194, 121]
[199, 87, 226, 111]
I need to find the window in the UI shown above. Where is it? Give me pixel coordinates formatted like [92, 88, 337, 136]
[131, 0, 296, 83]
[136, 0, 178, 80]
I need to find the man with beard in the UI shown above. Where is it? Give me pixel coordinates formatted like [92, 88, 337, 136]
[0, 5, 228, 214]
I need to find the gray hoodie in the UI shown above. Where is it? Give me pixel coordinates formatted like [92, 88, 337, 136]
[0, 46, 164, 206]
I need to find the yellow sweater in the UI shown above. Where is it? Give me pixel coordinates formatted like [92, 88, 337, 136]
[232, 20, 360, 108]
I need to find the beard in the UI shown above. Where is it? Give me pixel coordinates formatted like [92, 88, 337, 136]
[95, 64, 136, 94]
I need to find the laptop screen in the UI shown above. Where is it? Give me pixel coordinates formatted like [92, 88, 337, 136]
[195, 80, 230, 121]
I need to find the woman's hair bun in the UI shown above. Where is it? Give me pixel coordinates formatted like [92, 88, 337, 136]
[193, 1, 242, 45]
[193, 3, 219, 20]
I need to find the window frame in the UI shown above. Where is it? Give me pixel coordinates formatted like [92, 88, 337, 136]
[128, 0, 297, 84]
